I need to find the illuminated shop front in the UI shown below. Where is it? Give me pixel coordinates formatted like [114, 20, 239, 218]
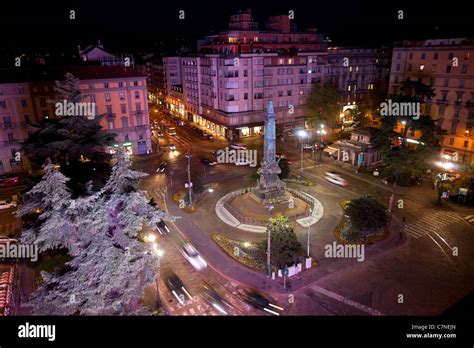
[193, 114, 227, 137]
[109, 142, 133, 155]
[236, 125, 263, 137]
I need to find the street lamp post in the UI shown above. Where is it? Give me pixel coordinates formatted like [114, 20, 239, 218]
[306, 208, 312, 257]
[266, 205, 274, 277]
[185, 152, 192, 206]
[297, 130, 308, 172]
[316, 124, 327, 162]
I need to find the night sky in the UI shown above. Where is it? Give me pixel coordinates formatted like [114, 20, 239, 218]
[2, 0, 474, 55]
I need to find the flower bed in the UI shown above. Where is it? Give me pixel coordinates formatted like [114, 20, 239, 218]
[284, 175, 315, 186]
[211, 234, 265, 271]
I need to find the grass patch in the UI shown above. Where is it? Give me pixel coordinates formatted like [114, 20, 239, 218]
[284, 175, 315, 186]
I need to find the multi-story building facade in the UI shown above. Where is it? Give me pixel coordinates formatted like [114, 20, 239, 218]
[162, 9, 382, 140]
[389, 38, 474, 164]
[0, 66, 152, 174]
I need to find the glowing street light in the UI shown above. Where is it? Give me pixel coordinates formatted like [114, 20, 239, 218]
[144, 233, 157, 243]
[297, 130, 308, 171]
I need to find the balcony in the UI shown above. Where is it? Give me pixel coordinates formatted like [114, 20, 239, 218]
[1, 123, 15, 129]
[436, 99, 449, 106]
[105, 112, 116, 119]
[466, 101, 474, 109]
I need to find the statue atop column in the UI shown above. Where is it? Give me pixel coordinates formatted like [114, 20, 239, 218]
[254, 101, 286, 202]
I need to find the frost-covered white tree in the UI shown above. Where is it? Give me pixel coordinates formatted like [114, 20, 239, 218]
[19, 149, 176, 315]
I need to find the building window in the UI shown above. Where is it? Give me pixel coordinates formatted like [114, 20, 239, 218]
[106, 105, 113, 114]
[407, 64, 412, 72]
[24, 114, 30, 122]
[446, 65, 452, 73]
[464, 52, 471, 60]
[397, 52, 401, 59]
[454, 109, 460, 118]
[134, 91, 140, 100]
[461, 65, 468, 73]
[119, 82, 123, 87]
[409, 53, 413, 60]
[135, 102, 141, 112]
[421, 53, 426, 60]
[21, 99, 27, 108]
[444, 79, 449, 87]
[449, 138, 454, 145]
[108, 120, 114, 129]
[104, 83, 109, 88]
[254, 93, 263, 99]
[434, 52, 438, 60]
[451, 121, 458, 134]
[396, 64, 400, 71]
[439, 107, 445, 116]
[7, 133, 14, 142]
[105, 93, 111, 102]
[133, 81, 138, 86]
[244, 93, 248, 100]
[448, 52, 454, 60]
[431, 64, 437, 73]
[3, 116, 11, 124]
[121, 117, 129, 128]
[460, 79, 465, 88]
[137, 115, 143, 125]
[119, 92, 125, 100]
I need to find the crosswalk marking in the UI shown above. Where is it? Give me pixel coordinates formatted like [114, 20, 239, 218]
[405, 212, 464, 239]
[464, 215, 474, 224]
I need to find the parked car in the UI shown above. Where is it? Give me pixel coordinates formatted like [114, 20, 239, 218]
[169, 144, 176, 151]
[303, 143, 314, 150]
[0, 177, 20, 188]
[165, 272, 193, 305]
[156, 220, 170, 235]
[201, 158, 217, 166]
[206, 134, 214, 140]
[0, 200, 17, 210]
[230, 143, 246, 150]
[156, 161, 168, 173]
[157, 131, 164, 137]
[180, 243, 207, 271]
[324, 171, 348, 187]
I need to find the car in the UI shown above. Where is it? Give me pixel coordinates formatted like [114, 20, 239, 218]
[230, 143, 246, 150]
[0, 200, 17, 210]
[241, 291, 283, 316]
[0, 177, 20, 188]
[179, 120, 186, 126]
[156, 161, 168, 174]
[165, 272, 193, 305]
[156, 220, 170, 235]
[206, 134, 214, 140]
[0, 236, 17, 244]
[202, 284, 233, 315]
[180, 243, 207, 271]
[167, 127, 177, 136]
[157, 131, 164, 137]
[303, 143, 314, 150]
[446, 173, 461, 182]
[235, 158, 251, 166]
[324, 171, 348, 187]
[168, 144, 176, 151]
[201, 158, 217, 166]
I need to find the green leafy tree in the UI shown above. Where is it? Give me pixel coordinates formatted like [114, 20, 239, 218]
[345, 195, 388, 232]
[375, 79, 439, 182]
[258, 216, 304, 269]
[22, 73, 115, 196]
[305, 84, 342, 129]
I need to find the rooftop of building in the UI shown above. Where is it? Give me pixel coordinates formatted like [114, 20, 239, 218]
[393, 38, 474, 48]
[0, 66, 146, 84]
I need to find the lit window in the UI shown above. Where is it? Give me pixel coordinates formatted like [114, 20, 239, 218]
[419, 65, 425, 71]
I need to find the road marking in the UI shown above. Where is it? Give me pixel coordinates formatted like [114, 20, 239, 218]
[405, 212, 464, 239]
[311, 285, 383, 316]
